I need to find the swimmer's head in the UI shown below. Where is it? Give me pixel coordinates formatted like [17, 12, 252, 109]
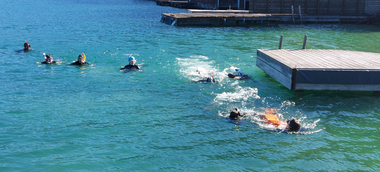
[24, 41, 31, 50]
[46, 54, 53, 62]
[78, 55, 85, 63]
[235, 108, 238, 111]
[211, 74, 214, 78]
[287, 119, 301, 132]
[129, 55, 136, 65]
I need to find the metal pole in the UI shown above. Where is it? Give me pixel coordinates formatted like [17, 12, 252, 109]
[291, 5, 294, 24]
[302, 35, 307, 49]
[299, 5, 302, 24]
[279, 34, 283, 49]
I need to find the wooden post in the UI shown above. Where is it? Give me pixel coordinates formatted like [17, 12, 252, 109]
[279, 34, 283, 49]
[291, 5, 294, 23]
[302, 35, 307, 49]
[299, 5, 302, 24]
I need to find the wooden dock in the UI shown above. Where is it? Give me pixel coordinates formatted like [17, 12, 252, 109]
[256, 49, 380, 91]
[156, 0, 197, 8]
[161, 12, 370, 26]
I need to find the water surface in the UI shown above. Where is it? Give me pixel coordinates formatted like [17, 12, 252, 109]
[1, 0, 380, 171]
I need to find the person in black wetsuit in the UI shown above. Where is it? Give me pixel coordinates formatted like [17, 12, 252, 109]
[120, 55, 140, 70]
[41, 53, 56, 64]
[24, 41, 31, 51]
[196, 74, 216, 83]
[70, 53, 90, 66]
[229, 108, 244, 120]
[228, 69, 251, 80]
[286, 119, 301, 132]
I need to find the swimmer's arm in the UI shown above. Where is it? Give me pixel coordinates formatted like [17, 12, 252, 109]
[240, 112, 245, 116]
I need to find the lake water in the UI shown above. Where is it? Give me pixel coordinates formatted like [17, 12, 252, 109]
[1, 0, 380, 171]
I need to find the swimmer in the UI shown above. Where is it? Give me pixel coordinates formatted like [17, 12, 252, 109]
[41, 53, 56, 64]
[120, 55, 140, 70]
[23, 41, 31, 51]
[196, 74, 216, 83]
[21, 41, 31, 52]
[70, 53, 90, 66]
[229, 108, 245, 120]
[228, 69, 251, 80]
[256, 108, 301, 132]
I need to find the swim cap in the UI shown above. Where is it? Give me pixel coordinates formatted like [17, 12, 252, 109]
[25, 41, 28, 43]
[129, 55, 135, 62]
[235, 69, 239, 72]
[211, 74, 214, 77]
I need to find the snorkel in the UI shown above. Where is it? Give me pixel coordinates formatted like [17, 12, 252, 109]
[82, 53, 86, 62]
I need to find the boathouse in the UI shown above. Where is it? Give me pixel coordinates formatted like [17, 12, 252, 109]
[249, 0, 380, 14]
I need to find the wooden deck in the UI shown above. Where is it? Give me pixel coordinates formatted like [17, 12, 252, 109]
[256, 49, 380, 91]
[188, 9, 250, 13]
[156, 0, 197, 8]
[161, 12, 370, 26]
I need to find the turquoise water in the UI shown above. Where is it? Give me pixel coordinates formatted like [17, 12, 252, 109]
[1, 0, 380, 171]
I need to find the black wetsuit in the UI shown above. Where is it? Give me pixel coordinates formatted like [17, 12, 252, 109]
[121, 64, 140, 70]
[197, 77, 216, 83]
[41, 61, 56, 64]
[228, 73, 250, 80]
[229, 110, 241, 120]
[70, 61, 90, 66]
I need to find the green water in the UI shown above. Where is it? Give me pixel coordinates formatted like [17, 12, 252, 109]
[1, 0, 380, 171]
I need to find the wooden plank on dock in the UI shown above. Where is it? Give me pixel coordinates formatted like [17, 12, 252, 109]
[188, 9, 250, 13]
[256, 49, 380, 91]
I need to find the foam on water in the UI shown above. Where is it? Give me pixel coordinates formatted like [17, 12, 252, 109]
[176, 55, 227, 82]
[214, 83, 260, 104]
